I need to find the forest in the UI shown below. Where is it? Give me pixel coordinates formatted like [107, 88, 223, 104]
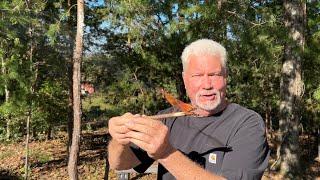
[0, 0, 320, 179]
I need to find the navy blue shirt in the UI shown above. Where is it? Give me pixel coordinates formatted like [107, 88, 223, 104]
[131, 103, 270, 180]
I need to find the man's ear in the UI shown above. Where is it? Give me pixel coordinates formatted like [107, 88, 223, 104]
[182, 72, 188, 86]
[182, 72, 186, 84]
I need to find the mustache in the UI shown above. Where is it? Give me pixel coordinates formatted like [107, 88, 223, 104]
[197, 89, 219, 96]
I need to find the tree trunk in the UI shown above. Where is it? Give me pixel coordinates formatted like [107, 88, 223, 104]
[265, 103, 270, 137]
[6, 119, 11, 140]
[46, 125, 52, 140]
[68, 63, 74, 154]
[25, 110, 31, 180]
[67, 0, 84, 179]
[278, 0, 305, 178]
[4, 74, 11, 141]
[217, 0, 223, 10]
[215, 0, 227, 42]
[25, 15, 37, 178]
[104, 152, 109, 180]
[25, 74, 37, 180]
[317, 128, 320, 161]
[1, 48, 11, 140]
[67, 1, 75, 157]
[4, 82, 9, 139]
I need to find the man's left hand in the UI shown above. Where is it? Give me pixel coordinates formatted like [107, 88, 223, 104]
[125, 116, 175, 160]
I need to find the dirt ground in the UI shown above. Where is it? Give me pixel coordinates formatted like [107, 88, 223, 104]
[0, 130, 319, 179]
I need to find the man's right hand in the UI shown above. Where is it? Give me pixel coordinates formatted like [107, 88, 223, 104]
[108, 113, 135, 145]
[108, 113, 142, 170]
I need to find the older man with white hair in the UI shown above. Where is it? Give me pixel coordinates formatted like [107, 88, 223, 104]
[108, 39, 270, 180]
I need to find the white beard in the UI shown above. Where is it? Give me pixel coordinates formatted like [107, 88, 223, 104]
[195, 89, 221, 111]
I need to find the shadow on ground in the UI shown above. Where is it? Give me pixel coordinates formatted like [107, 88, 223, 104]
[0, 169, 21, 180]
[29, 131, 111, 173]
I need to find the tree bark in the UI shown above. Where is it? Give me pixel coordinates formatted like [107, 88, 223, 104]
[316, 127, 320, 162]
[318, 128, 320, 161]
[67, 0, 75, 157]
[104, 151, 109, 180]
[1, 53, 11, 140]
[25, 110, 31, 180]
[4, 84, 9, 139]
[67, 0, 84, 179]
[25, 16, 37, 178]
[46, 125, 52, 140]
[215, 0, 227, 42]
[265, 103, 270, 137]
[278, 0, 305, 178]
[217, 0, 225, 11]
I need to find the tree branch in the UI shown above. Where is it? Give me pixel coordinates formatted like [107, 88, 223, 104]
[226, 10, 267, 27]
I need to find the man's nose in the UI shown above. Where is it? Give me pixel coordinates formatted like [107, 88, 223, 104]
[203, 75, 213, 90]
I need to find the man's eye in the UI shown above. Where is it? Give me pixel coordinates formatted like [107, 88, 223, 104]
[192, 74, 202, 77]
[209, 73, 223, 77]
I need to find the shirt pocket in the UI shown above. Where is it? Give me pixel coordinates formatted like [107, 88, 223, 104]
[204, 150, 225, 173]
[201, 144, 230, 175]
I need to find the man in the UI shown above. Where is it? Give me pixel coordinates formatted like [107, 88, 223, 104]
[108, 39, 269, 179]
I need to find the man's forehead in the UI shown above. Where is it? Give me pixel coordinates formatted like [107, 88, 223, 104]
[186, 55, 223, 70]
[189, 53, 221, 60]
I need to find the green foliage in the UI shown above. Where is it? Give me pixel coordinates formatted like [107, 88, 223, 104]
[0, 0, 72, 140]
[82, 94, 122, 120]
[46, 23, 61, 45]
[82, 0, 320, 134]
[314, 88, 320, 102]
[1, 0, 319, 142]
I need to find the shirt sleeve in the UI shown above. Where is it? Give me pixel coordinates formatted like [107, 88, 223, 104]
[220, 112, 270, 180]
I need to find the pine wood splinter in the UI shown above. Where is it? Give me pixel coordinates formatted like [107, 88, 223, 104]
[147, 89, 196, 120]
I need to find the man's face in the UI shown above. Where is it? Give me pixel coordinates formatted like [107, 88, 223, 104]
[183, 54, 227, 112]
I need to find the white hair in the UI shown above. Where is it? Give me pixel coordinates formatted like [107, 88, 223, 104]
[181, 39, 227, 71]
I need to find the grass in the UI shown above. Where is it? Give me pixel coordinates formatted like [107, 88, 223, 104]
[0, 131, 319, 179]
[82, 93, 123, 120]
[29, 149, 52, 164]
[82, 93, 110, 111]
[0, 151, 13, 160]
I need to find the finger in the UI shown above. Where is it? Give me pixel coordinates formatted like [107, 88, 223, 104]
[112, 115, 133, 126]
[123, 112, 133, 117]
[130, 117, 162, 128]
[126, 130, 152, 143]
[129, 138, 151, 152]
[114, 125, 130, 134]
[125, 121, 153, 136]
[111, 117, 128, 126]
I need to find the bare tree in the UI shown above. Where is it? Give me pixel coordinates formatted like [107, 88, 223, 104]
[0, 11, 11, 141]
[67, 0, 84, 179]
[67, 0, 75, 159]
[0, 44, 10, 140]
[278, 0, 305, 178]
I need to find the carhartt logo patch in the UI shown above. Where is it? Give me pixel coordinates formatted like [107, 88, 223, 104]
[209, 153, 217, 164]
